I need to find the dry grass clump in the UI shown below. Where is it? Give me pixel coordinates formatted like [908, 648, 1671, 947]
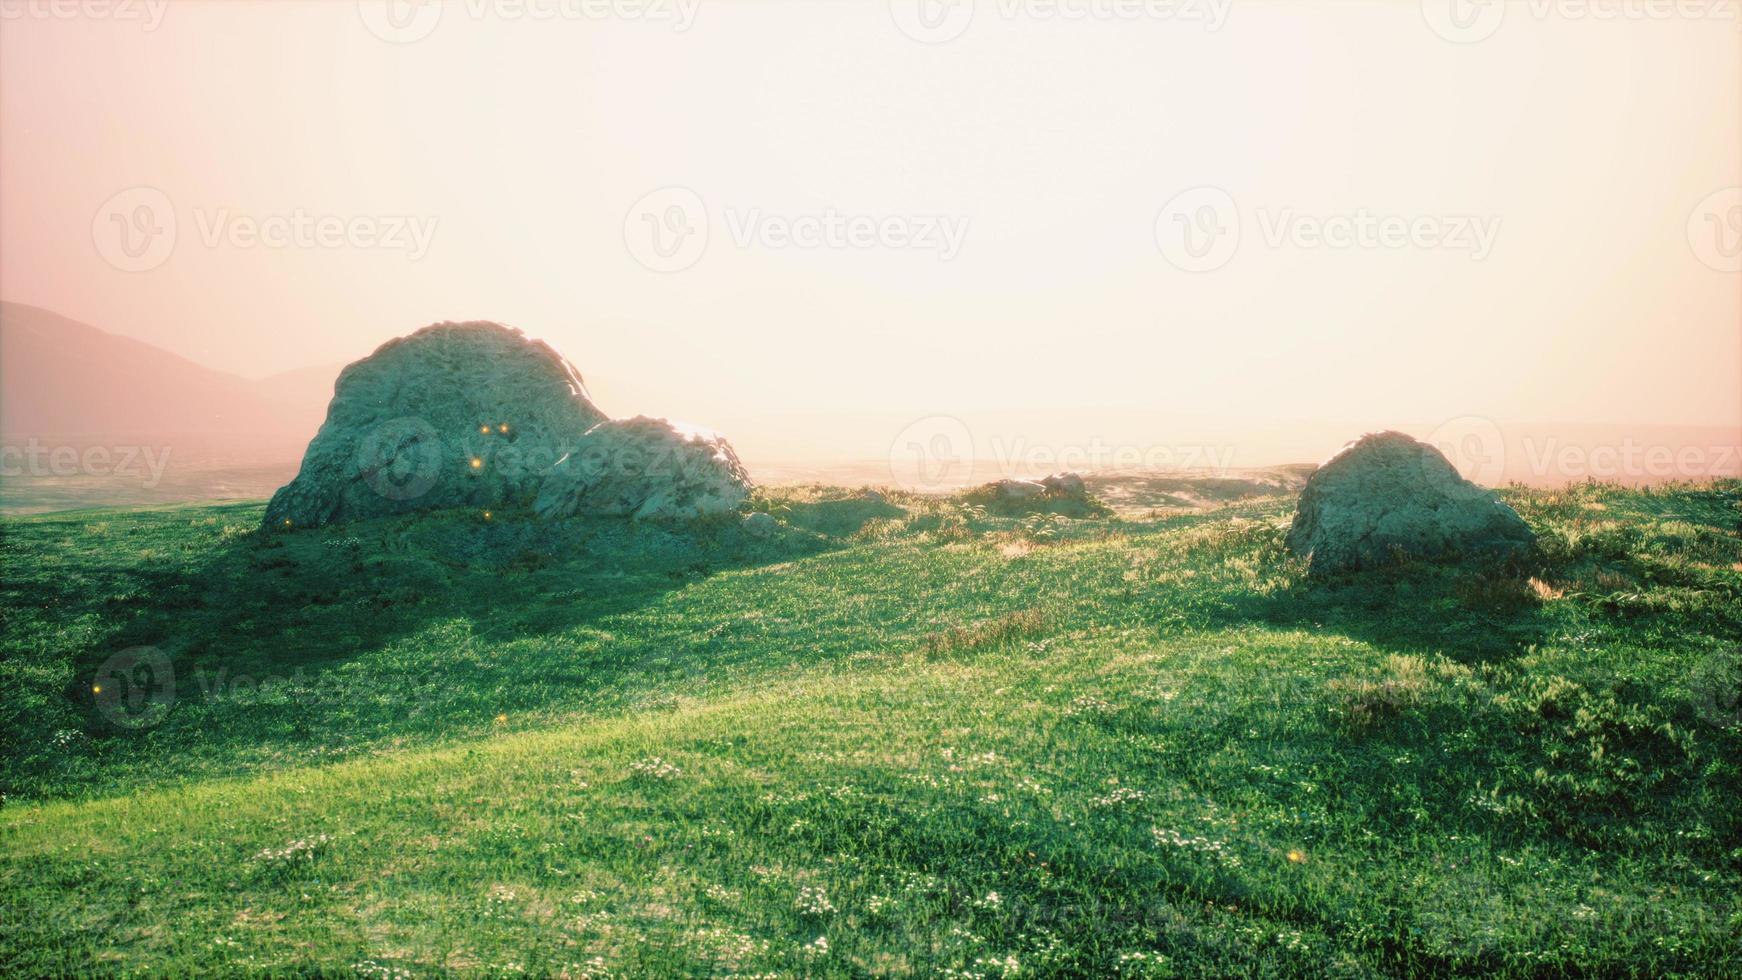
[1526, 576, 1565, 600]
[1328, 654, 1432, 730]
[920, 607, 1051, 658]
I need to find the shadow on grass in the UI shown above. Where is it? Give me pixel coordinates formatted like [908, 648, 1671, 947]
[2, 494, 898, 798]
[1215, 560, 1559, 662]
[755, 491, 906, 536]
[74, 508, 804, 675]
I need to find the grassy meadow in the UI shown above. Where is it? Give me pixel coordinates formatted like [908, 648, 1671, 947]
[1, 478, 1739, 976]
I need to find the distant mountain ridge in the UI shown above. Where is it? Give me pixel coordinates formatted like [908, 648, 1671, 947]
[0, 302, 332, 442]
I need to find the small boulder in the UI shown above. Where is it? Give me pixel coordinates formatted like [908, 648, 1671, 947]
[741, 511, 779, 538]
[1041, 472, 1087, 498]
[533, 416, 752, 521]
[988, 479, 1047, 501]
[265, 321, 605, 528]
[967, 471, 1105, 516]
[1286, 431, 1534, 575]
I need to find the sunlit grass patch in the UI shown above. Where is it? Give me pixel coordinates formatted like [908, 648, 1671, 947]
[1, 480, 1739, 975]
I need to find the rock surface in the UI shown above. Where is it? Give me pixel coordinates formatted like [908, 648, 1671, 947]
[1040, 472, 1087, 498]
[533, 416, 752, 521]
[986, 479, 1047, 501]
[1286, 431, 1534, 574]
[969, 471, 1105, 516]
[741, 511, 779, 538]
[264, 321, 606, 528]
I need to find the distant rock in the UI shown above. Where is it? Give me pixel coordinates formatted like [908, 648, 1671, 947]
[264, 321, 605, 528]
[533, 416, 752, 521]
[986, 479, 1047, 501]
[1286, 431, 1534, 575]
[1040, 472, 1087, 498]
[968, 471, 1106, 516]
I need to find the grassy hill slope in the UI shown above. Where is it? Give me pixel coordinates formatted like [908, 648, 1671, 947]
[2, 482, 1739, 976]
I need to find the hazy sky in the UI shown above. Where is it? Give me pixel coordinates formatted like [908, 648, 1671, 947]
[2, 0, 1738, 467]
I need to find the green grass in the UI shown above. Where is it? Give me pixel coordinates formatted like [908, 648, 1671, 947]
[2, 481, 1740, 976]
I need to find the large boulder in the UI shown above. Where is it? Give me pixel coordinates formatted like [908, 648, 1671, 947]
[533, 416, 752, 521]
[1286, 431, 1534, 575]
[264, 321, 605, 528]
